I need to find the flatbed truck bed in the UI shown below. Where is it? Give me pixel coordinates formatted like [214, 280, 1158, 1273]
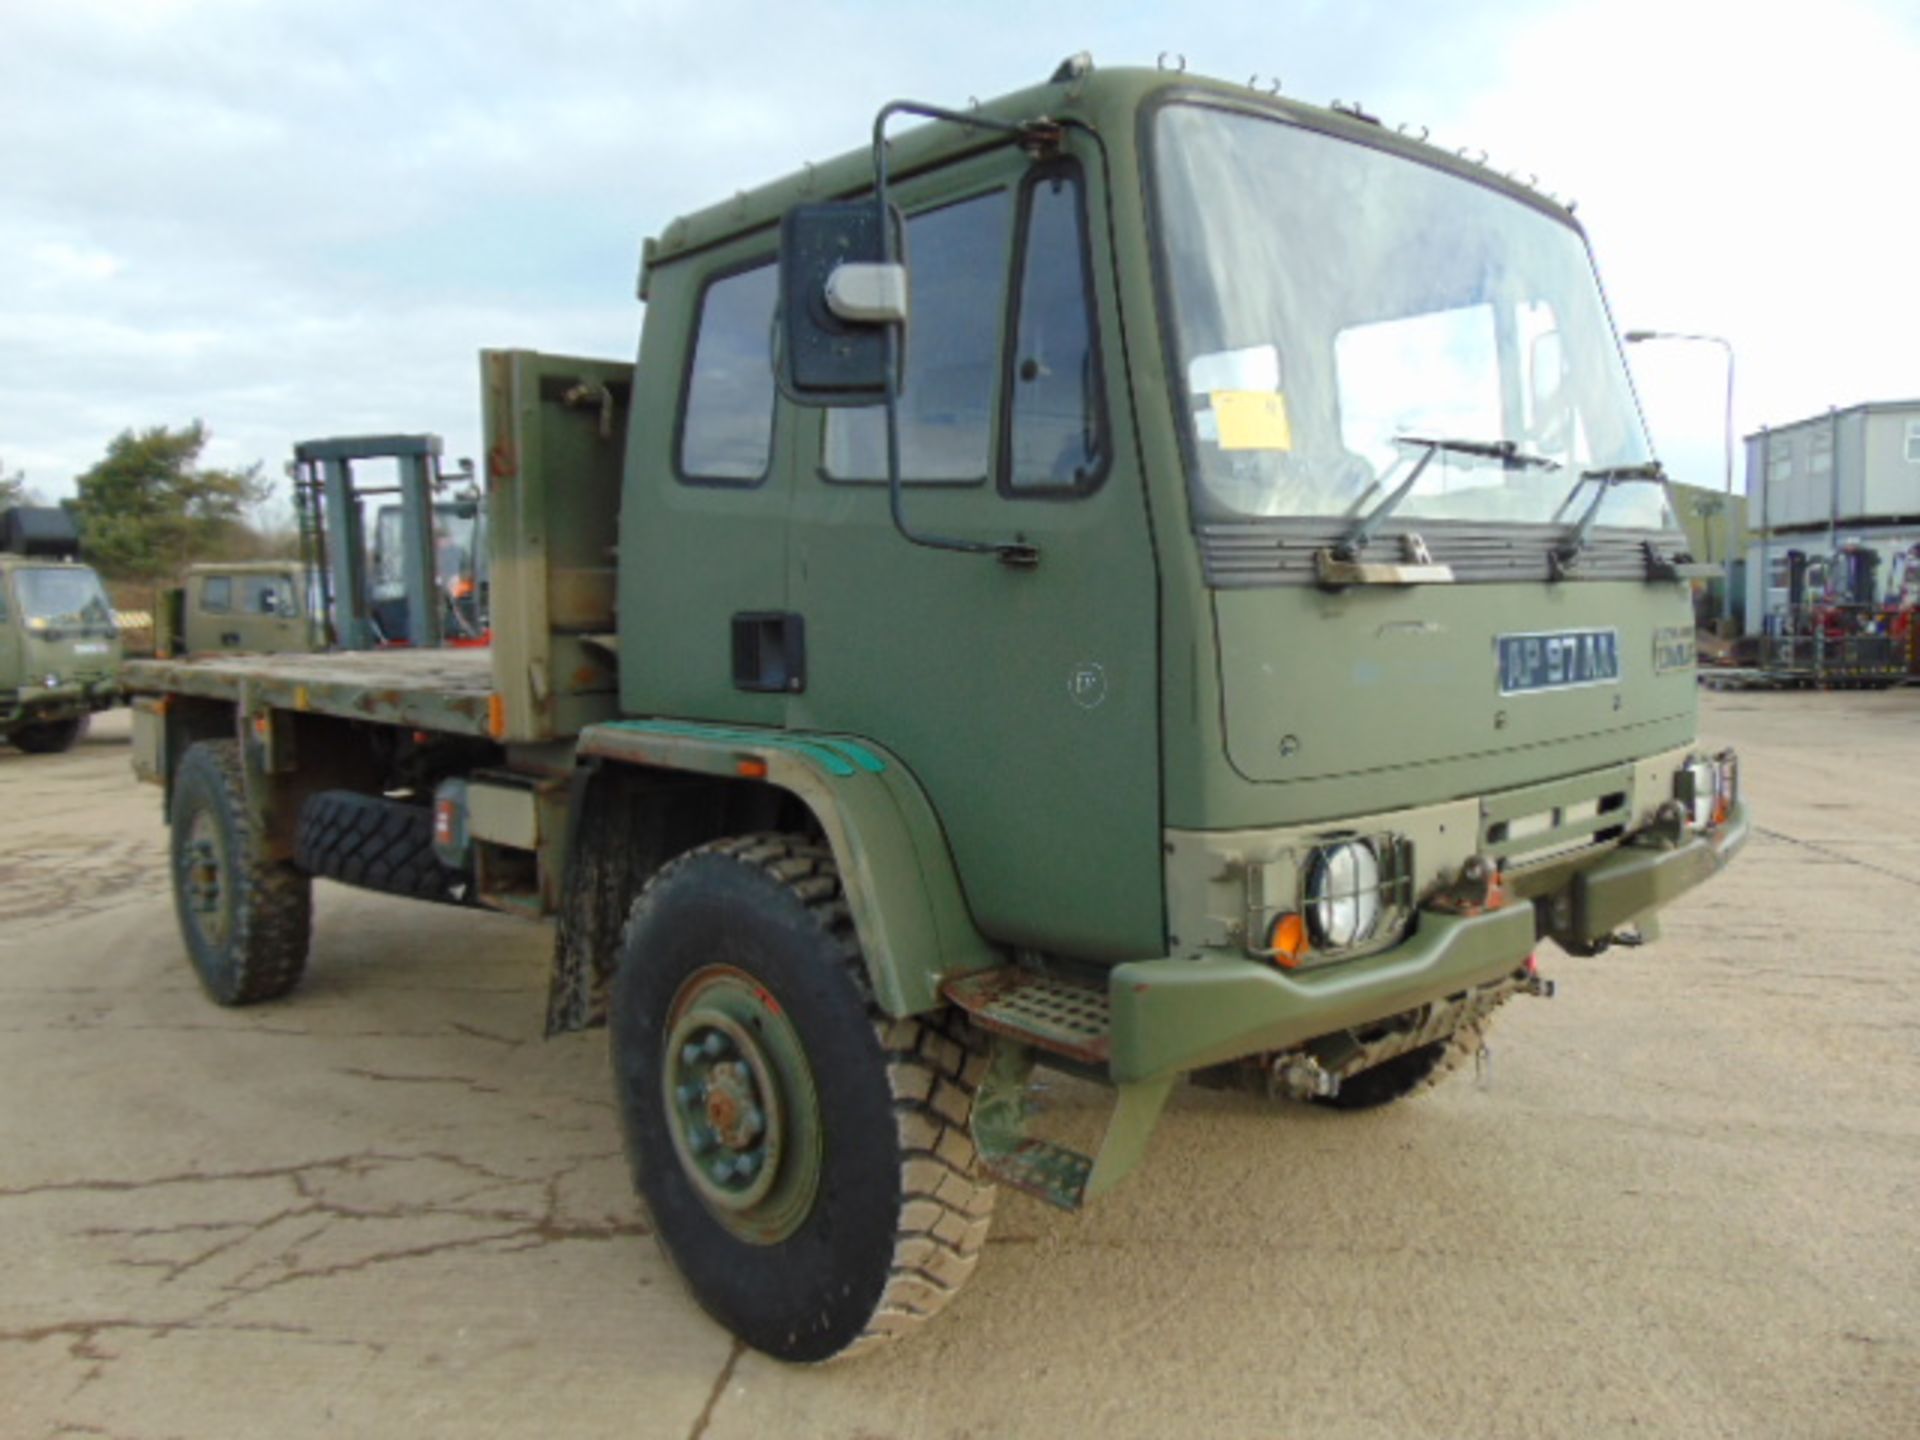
[124, 648, 498, 737]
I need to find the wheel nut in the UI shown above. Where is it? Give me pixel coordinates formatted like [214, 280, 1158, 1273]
[688, 1124, 717, 1155]
[702, 1032, 731, 1059]
[677, 1083, 703, 1106]
[681, 1042, 703, 1067]
[734, 1152, 762, 1180]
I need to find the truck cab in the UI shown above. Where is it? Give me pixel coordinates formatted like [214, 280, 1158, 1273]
[1, 508, 121, 753]
[621, 65, 1738, 992]
[181, 562, 314, 655]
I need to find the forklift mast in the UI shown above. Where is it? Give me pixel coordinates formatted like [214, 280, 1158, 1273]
[291, 434, 471, 651]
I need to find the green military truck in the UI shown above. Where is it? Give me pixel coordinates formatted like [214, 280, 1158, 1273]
[178, 562, 316, 656]
[125, 60, 1747, 1361]
[2, 506, 121, 753]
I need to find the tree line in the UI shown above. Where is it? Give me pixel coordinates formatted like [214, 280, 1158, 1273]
[1, 422, 295, 581]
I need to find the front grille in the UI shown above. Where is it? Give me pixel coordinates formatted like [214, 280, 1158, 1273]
[1197, 519, 1679, 588]
[1481, 768, 1632, 868]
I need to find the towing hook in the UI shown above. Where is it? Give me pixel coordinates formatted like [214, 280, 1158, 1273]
[1268, 1054, 1341, 1101]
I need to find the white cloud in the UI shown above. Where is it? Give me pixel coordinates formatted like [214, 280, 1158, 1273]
[28, 241, 124, 285]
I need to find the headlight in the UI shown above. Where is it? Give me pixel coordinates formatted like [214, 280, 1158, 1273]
[1303, 839, 1384, 950]
[1713, 750, 1739, 826]
[1677, 755, 1734, 831]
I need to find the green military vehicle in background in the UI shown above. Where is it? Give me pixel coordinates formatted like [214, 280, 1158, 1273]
[124, 58, 1747, 1361]
[2, 506, 121, 753]
[179, 562, 315, 656]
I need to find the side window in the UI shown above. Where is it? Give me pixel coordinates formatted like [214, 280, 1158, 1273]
[201, 576, 232, 613]
[0, 581, 9, 624]
[1006, 167, 1106, 492]
[679, 262, 778, 483]
[825, 189, 1012, 483]
[241, 575, 295, 615]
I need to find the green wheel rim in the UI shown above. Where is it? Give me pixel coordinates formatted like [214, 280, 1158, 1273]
[663, 965, 822, 1245]
[180, 807, 229, 947]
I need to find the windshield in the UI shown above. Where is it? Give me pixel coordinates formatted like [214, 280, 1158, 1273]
[1154, 104, 1673, 532]
[15, 566, 115, 630]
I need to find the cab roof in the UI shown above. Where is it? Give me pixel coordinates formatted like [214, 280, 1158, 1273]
[640, 62, 1577, 287]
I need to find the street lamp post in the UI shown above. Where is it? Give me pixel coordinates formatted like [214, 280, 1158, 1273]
[1624, 329, 1736, 629]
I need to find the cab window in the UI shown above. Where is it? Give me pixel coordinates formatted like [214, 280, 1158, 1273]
[201, 576, 232, 613]
[1005, 166, 1106, 493]
[241, 574, 296, 616]
[679, 262, 778, 483]
[825, 189, 1012, 483]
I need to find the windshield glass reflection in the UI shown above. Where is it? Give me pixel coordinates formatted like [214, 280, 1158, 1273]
[1155, 104, 1673, 532]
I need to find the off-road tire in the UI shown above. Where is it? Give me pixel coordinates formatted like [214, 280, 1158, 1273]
[611, 833, 996, 1363]
[169, 740, 312, 1005]
[11, 715, 88, 754]
[1311, 1018, 1489, 1111]
[295, 790, 467, 904]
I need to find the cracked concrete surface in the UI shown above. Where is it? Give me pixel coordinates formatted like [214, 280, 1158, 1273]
[2, 698, 1916, 1439]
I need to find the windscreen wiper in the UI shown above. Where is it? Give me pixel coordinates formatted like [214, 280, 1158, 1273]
[1550, 460, 1716, 580]
[1318, 435, 1559, 588]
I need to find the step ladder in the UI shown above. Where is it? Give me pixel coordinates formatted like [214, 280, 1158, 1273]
[941, 967, 1166, 1211]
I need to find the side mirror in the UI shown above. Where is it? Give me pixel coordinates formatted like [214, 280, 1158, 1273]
[776, 201, 906, 406]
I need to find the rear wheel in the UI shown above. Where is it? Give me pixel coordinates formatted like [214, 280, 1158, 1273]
[611, 834, 995, 1362]
[169, 740, 312, 1004]
[11, 715, 87, 753]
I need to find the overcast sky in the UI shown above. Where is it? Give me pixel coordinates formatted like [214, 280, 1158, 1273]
[4, 0, 1914, 513]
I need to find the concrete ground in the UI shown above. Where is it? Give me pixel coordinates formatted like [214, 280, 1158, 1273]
[1, 694, 1914, 1440]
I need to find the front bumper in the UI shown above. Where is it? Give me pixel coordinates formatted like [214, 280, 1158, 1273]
[2, 679, 120, 728]
[1107, 800, 1750, 1084]
[1572, 800, 1749, 944]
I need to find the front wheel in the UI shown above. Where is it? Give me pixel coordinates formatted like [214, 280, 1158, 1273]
[11, 715, 88, 753]
[611, 834, 996, 1362]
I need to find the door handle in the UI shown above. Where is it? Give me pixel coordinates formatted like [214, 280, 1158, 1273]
[731, 612, 806, 694]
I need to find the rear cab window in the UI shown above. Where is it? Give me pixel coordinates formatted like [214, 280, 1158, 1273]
[678, 262, 779, 484]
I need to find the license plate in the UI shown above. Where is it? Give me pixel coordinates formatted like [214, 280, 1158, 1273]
[1498, 628, 1621, 694]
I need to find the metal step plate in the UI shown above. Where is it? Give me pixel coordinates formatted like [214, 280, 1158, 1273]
[979, 1136, 1095, 1211]
[942, 968, 1110, 1066]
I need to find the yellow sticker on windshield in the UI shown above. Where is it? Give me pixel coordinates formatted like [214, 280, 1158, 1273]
[1212, 390, 1292, 451]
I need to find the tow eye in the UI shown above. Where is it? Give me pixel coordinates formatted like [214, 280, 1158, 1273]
[1522, 951, 1557, 998]
[1269, 1053, 1342, 1101]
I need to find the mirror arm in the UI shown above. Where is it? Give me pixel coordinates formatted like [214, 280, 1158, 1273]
[871, 100, 1047, 569]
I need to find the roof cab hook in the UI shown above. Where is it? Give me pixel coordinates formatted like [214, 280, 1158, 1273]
[1157, 51, 1186, 72]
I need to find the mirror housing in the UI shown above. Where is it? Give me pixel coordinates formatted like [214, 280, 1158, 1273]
[777, 201, 905, 406]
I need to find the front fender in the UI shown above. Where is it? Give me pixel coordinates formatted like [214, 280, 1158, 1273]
[575, 719, 998, 1017]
